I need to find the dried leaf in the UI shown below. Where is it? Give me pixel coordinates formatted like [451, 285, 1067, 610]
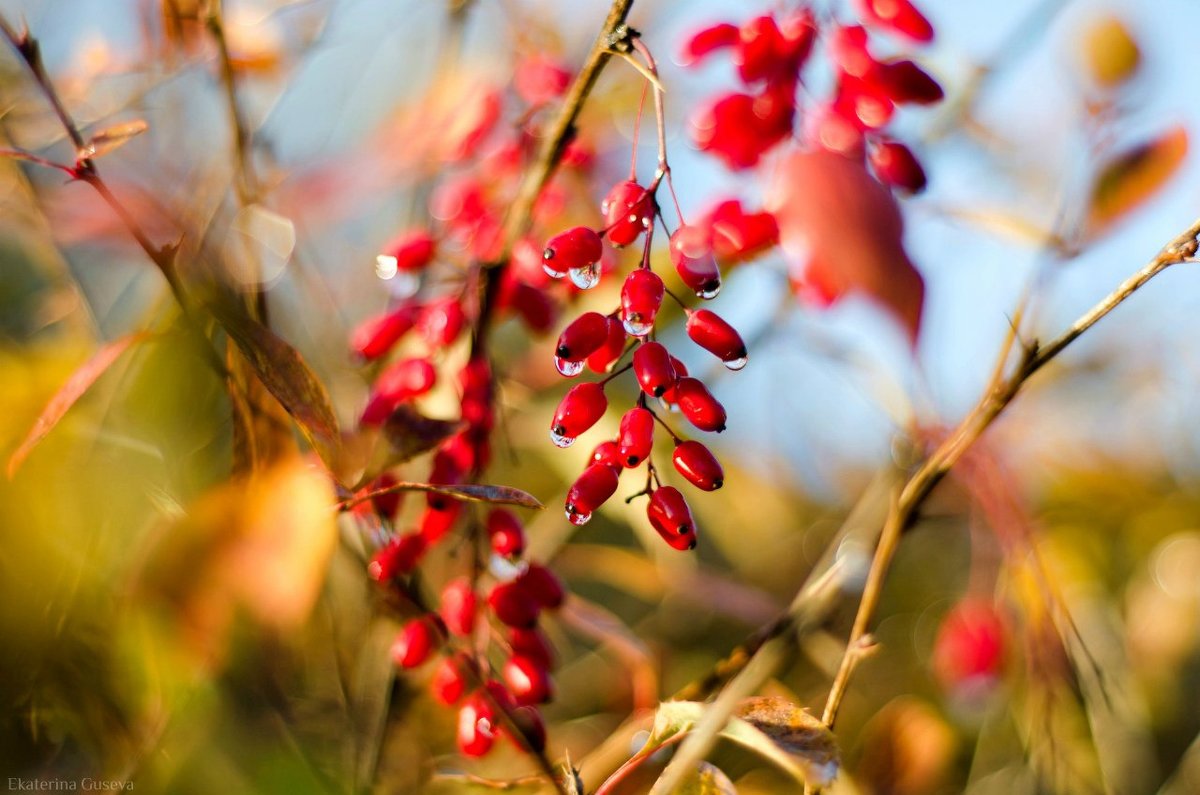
[210, 296, 340, 459]
[80, 119, 148, 160]
[768, 150, 924, 344]
[1087, 126, 1188, 235]
[383, 405, 465, 464]
[677, 762, 737, 795]
[7, 331, 152, 478]
[344, 481, 542, 511]
[733, 697, 840, 787]
[646, 700, 840, 788]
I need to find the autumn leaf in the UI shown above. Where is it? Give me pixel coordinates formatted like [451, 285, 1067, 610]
[1086, 126, 1188, 236]
[767, 149, 924, 344]
[209, 294, 340, 460]
[677, 762, 737, 794]
[383, 405, 465, 464]
[341, 481, 542, 512]
[7, 331, 153, 479]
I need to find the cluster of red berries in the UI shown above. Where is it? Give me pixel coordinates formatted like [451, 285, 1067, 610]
[346, 51, 612, 761]
[684, 0, 943, 193]
[389, 550, 565, 756]
[540, 33, 754, 548]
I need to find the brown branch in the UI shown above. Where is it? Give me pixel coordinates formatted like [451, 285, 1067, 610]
[471, 0, 635, 355]
[203, 0, 259, 204]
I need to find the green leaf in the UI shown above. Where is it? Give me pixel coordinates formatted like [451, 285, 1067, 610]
[7, 331, 153, 478]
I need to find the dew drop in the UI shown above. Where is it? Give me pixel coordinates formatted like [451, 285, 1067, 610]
[569, 262, 601, 290]
[697, 282, 722, 300]
[555, 356, 584, 377]
[723, 355, 748, 371]
[375, 254, 398, 280]
[384, 271, 420, 299]
[543, 262, 568, 279]
[550, 429, 576, 448]
[622, 314, 654, 337]
[565, 507, 592, 525]
[489, 553, 526, 581]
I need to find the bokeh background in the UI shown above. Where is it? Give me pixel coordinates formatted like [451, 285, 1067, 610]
[3, 0, 1200, 793]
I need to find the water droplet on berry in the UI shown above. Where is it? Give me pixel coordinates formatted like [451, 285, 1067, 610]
[489, 553, 525, 582]
[723, 355, 748, 371]
[550, 429, 575, 448]
[375, 254, 399, 280]
[555, 357, 584, 377]
[543, 262, 567, 279]
[565, 506, 592, 525]
[622, 315, 654, 337]
[569, 262, 601, 290]
[697, 283, 722, 300]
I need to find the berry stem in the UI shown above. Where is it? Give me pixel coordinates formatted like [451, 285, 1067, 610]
[630, 37, 685, 225]
[600, 361, 635, 385]
[646, 405, 682, 442]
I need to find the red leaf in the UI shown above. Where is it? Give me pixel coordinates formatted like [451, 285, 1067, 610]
[767, 149, 924, 343]
[7, 332, 153, 478]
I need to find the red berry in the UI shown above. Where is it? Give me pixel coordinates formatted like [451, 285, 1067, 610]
[586, 315, 628, 374]
[440, 577, 478, 637]
[391, 615, 444, 668]
[833, 75, 895, 131]
[933, 599, 1007, 696]
[419, 502, 462, 544]
[556, 311, 611, 362]
[854, 0, 934, 43]
[565, 463, 620, 525]
[646, 486, 698, 551]
[675, 377, 727, 432]
[670, 225, 722, 299]
[617, 407, 655, 468]
[507, 706, 547, 753]
[518, 563, 566, 609]
[379, 229, 436, 273]
[509, 627, 556, 670]
[633, 341, 677, 398]
[431, 653, 472, 705]
[488, 581, 541, 628]
[692, 89, 795, 170]
[368, 533, 426, 581]
[487, 508, 527, 558]
[590, 439, 624, 471]
[601, 181, 655, 247]
[362, 472, 403, 518]
[514, 55, 571, 105]
[503, 655, 553, 706]
[672, 440, 725, 491]
[457, 692, 497, 757]
[736, 15, 787, 83]
[686, 309, 747, 368]
[550, 382, 607, 446]
[543, 226, 602, 279]
[620, 269, 665, 337]
[875, 59, 943, 105]
[660, 356, 690, 405]
[680, 22, 739, 67]
[361, 357, 437, 424]
[504, 278, 559, 334]
[869, 140, 928, 194]
[829, 25, 874, 78]
[415, 297, 466, 346]
[704, 200, 779, 263]
[350, 304, 416, 360]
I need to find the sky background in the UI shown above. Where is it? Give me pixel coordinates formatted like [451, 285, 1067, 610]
[4, 0, 1200, 501]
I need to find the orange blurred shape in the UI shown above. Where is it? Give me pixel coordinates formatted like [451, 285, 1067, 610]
[1086, 125, 1188, 236]
[856, 697, 957, 795]
[1080, 16, 1140, 88]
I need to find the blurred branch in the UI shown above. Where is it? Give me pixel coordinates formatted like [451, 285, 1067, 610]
[203, 0, 259, 204]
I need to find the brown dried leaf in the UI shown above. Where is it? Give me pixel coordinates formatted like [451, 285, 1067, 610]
[210, 296, 340, 461]
[7, 331, 152, 478]
[1087, 126, 1188, 236]
[383, 405, 465, 464]
[345, 481, 542, 511]
[80, 119, 148, 160]
[734, 696, 840, 786]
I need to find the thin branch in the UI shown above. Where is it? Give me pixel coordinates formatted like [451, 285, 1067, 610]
[204, 0, 259, 205]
